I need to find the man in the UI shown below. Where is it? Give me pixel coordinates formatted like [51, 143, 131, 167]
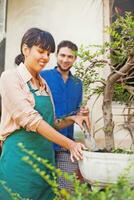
[40, 40, 86, 192]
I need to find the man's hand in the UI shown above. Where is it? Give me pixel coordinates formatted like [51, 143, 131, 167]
[77, 106, 90, 131]
[79, 106, 89, 116]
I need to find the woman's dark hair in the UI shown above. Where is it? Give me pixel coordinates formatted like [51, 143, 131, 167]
[57, 40, 78, 54]
[15, 28, 55, 65]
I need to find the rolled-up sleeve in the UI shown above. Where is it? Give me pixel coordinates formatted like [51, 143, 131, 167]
[0, 71, 43, 132]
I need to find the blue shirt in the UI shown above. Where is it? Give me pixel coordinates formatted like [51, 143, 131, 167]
[40, 67, 82, 151]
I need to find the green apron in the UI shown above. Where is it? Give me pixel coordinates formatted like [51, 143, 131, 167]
[0, 83, 55, 200]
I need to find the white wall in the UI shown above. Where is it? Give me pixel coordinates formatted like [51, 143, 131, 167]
[5, 0, 103, 69]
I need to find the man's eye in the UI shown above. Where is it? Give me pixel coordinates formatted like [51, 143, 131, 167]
[61, 54, 65, 57]
[68, 56, 73, 59]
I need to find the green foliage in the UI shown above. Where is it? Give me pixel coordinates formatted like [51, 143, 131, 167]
[112, 148, 134, 154]
[113, 83, 131, 104]
[74, 12, 134, 106]
[1, 143, 133, 200]
[0, 180, 30, 200]
[74, 45, 105, 105]
[107, 12, 134, 65]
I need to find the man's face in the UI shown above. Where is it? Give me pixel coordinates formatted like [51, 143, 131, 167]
[57, 47, 76, 72]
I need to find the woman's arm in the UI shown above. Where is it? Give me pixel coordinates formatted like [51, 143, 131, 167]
[37, 119, 86, 162]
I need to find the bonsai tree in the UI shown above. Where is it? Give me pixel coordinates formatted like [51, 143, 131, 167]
[74, 12, 134, 151]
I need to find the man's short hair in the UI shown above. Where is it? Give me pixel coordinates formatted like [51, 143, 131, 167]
[57, 40, 78, 54]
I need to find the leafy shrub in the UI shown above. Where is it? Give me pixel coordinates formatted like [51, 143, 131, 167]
[1, 143, 133, 200]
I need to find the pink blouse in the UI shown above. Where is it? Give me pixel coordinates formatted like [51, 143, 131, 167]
[0, 63, 55, 141]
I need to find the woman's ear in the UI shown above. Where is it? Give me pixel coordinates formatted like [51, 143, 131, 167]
[22, 44, 30, 57]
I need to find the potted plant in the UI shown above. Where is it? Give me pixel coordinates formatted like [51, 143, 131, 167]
[74, 12, 134, 187]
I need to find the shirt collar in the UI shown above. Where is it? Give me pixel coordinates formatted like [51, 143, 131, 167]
[54, 66, 73, 77]
[16, 62, 48, 92]
[16, 62, 32, 83]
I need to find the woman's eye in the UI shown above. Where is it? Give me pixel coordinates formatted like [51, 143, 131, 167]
[38, 49, 44, 53]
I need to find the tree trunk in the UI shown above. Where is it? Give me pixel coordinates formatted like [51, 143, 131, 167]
[102, 56, 134, 151]
[102, 80, 114, 151]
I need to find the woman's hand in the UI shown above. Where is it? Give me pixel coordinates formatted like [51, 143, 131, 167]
[68, 141, 86, 162]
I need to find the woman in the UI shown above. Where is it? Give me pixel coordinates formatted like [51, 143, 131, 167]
[0, 28, 89, 200]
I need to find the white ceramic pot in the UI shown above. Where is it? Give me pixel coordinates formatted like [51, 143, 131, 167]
[78, 151, 134, 187]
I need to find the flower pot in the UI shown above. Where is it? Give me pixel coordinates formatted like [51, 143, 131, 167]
[78, 150, 134, 187]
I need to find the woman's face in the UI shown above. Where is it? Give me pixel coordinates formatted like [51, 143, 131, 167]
[23, 45, 50, 75]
